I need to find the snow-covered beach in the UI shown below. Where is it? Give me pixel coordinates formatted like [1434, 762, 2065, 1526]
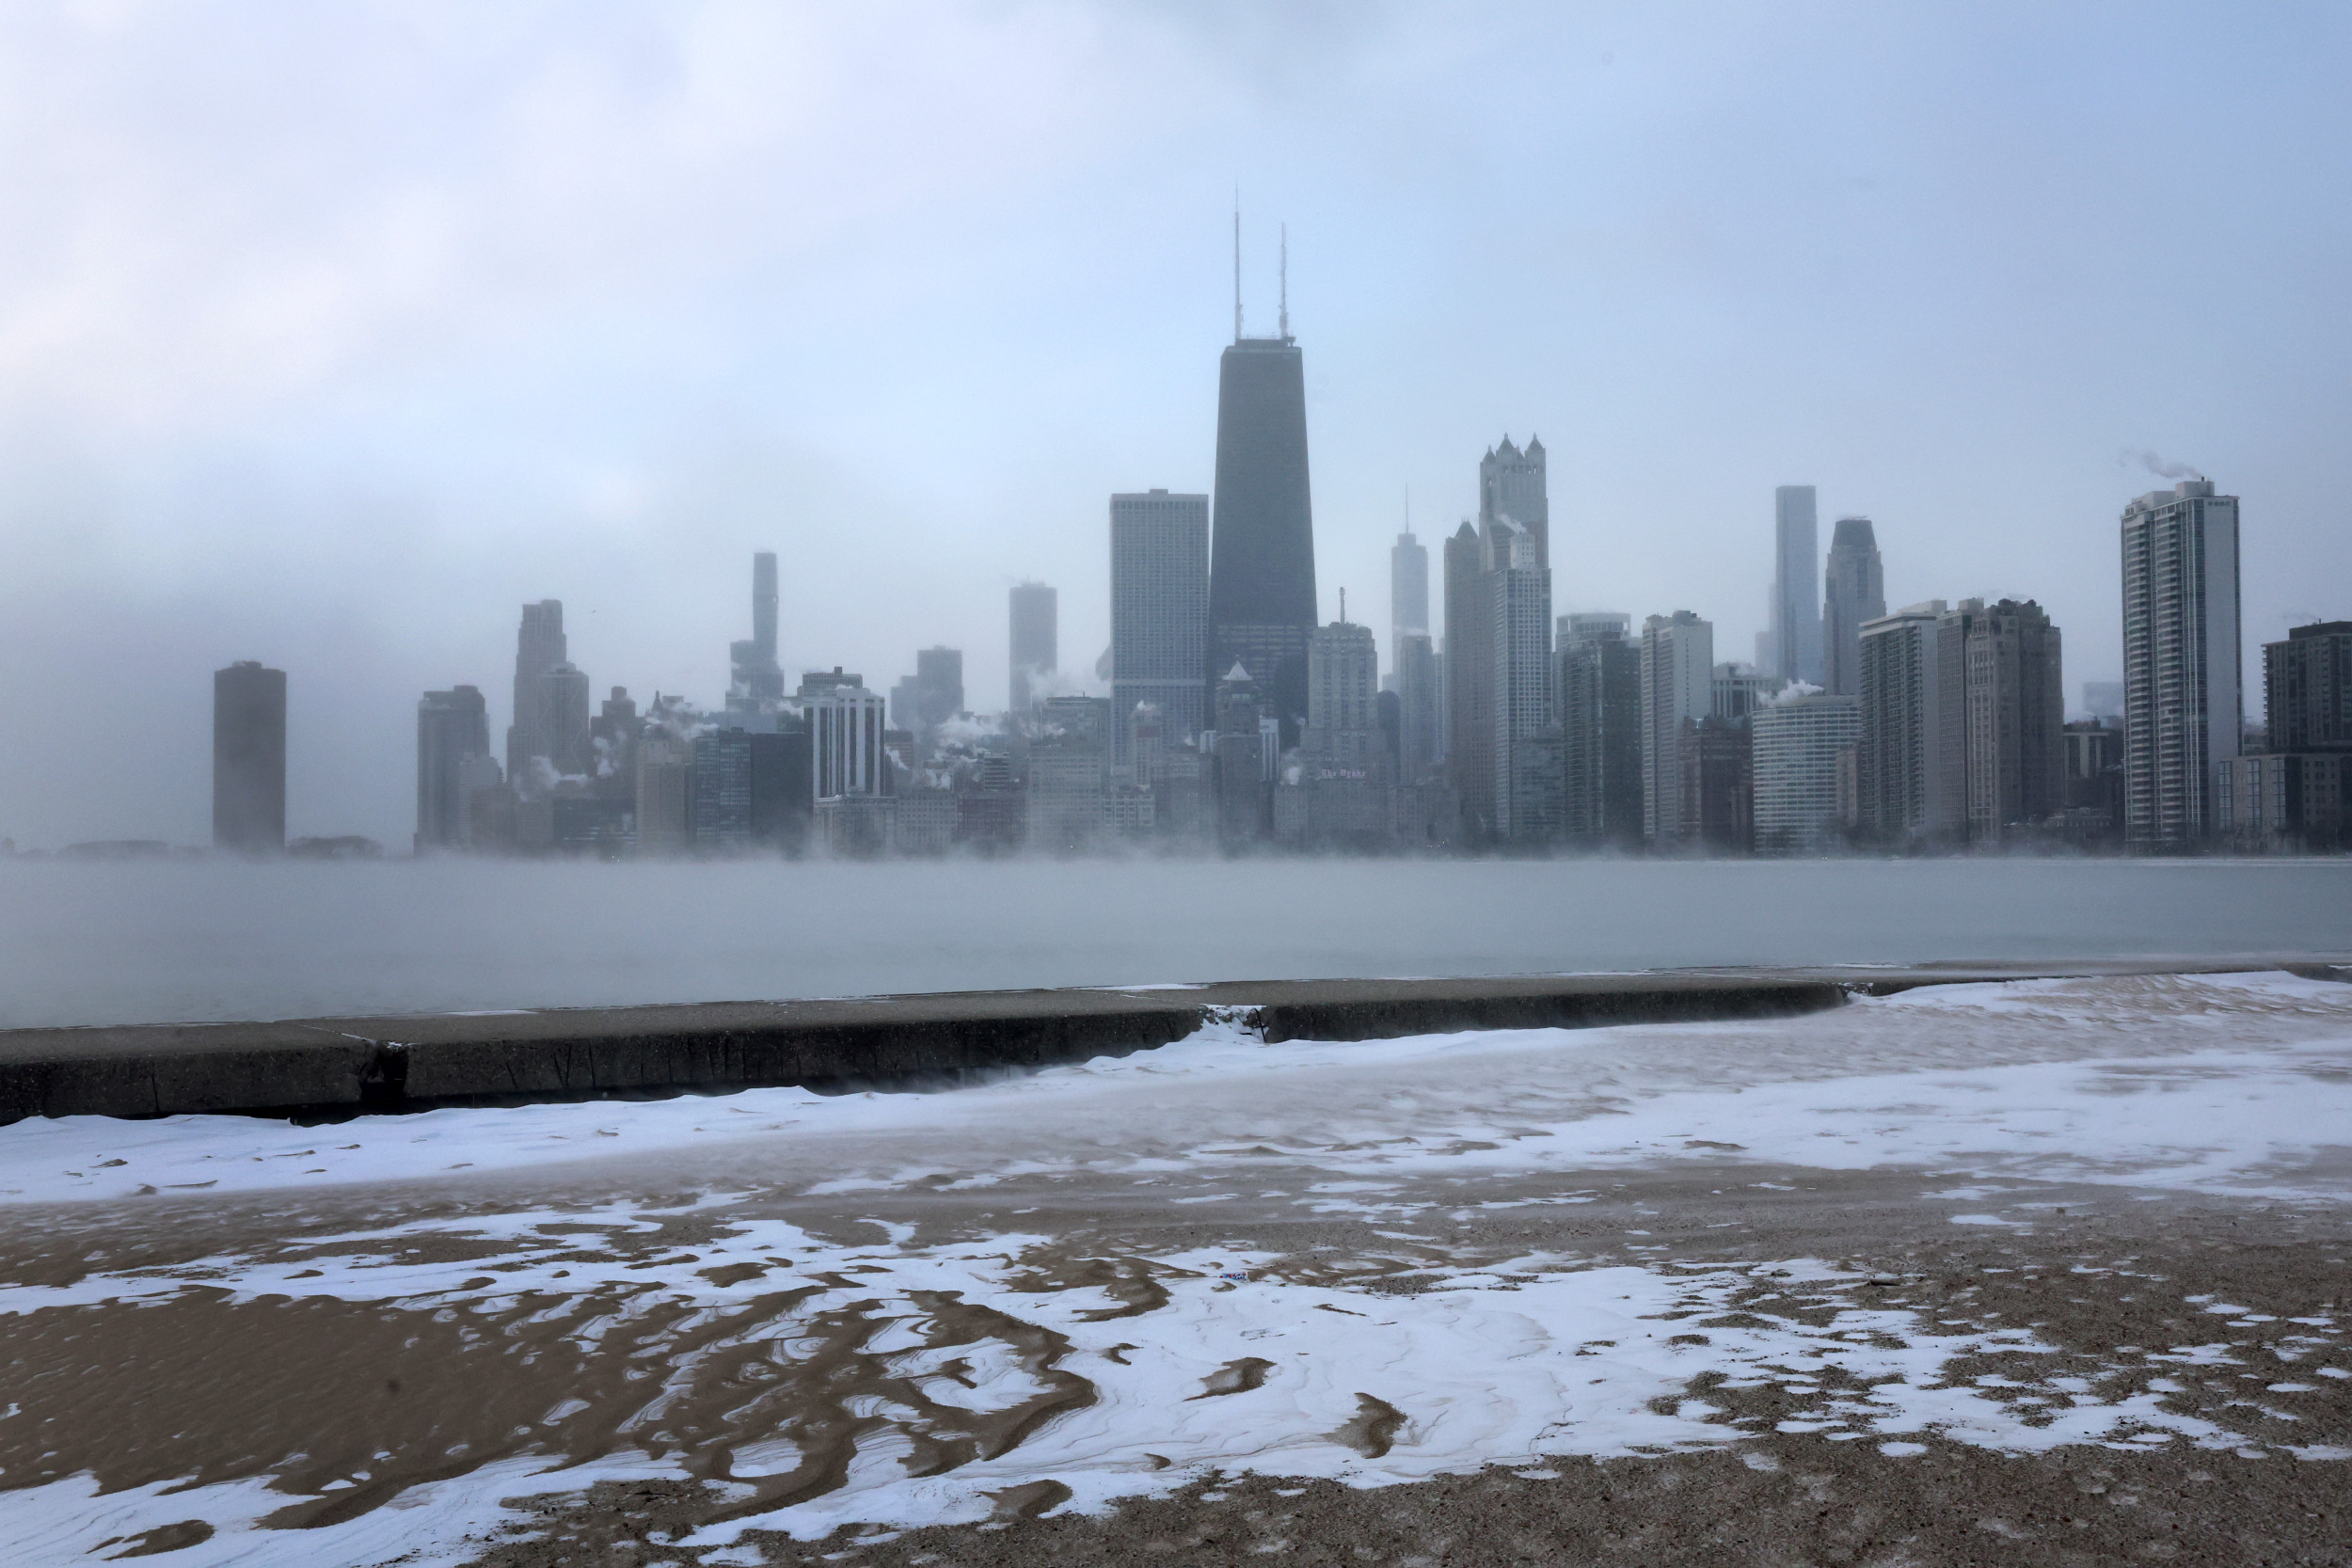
[3, 971, 2348, 1564]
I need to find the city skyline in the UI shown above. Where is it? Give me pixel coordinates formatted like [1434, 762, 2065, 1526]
[4, 7, 2349, 846]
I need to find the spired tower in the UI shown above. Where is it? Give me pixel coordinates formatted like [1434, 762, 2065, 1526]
[1208, 217, 1317, 742]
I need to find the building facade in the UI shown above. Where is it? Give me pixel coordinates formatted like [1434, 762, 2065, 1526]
[1394, 631, 1440, 785]
[214, 660, 287, 853]
[1855, 602, 1945, 844]
[1754, 689, 1861, 854]
[728, 551, 786, 710]
[1391, 530, 1429, 664]
[1766, 484, 1822, 686]
[505, 600, 567, 784]
[803, 672, 890, 802]
[1487, 526, 1556, 842]
[2265, 622, 2352, 754]
[1208, 329, 1317, 737]
[1640, 611, 1714, 846]
[2121, 479, 2242, 846]
[1479, 436, 1549, 565]
[416, 684, 490, 852]
[1009, 581, 1057, 713]
[1963, 599, 2065, 841]
[1559, 618, 1642, 847]
[1110, 489, 1210, 767]
[1821, 515, 1886, 699]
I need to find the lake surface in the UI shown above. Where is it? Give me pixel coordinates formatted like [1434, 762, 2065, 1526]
[3, 855, 2348, 1028]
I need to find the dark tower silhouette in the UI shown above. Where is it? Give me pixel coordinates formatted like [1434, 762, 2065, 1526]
[730, 551, 785, 706]
[1208, 217, 1317, 740]
[214, 660, 286, 852]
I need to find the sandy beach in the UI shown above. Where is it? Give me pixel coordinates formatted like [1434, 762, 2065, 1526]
[3, 971, 2348, 1564]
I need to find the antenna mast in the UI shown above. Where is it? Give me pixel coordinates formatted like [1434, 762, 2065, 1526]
[1232, 197, 1243, 342]
[1279, 223, 1289, 340]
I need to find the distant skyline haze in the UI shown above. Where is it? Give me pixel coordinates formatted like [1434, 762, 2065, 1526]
[2, 2, 2347, 846]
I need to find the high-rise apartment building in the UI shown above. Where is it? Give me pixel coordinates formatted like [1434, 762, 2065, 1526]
[1391, 530, 1429, 666]
[2121, 479, 2241, 845]
[1487, 523, 1557, 842]
[1932, 599, 1989, 835]
[214, 660, 286, 853]
[1856, 602, 1946, 843]
[1394, 631, 1440, 785]
[1821, 516, 1885, 698]
[1754, 689, 1861, 854]
[416, 685, 489, 852]
[505, 600, 567, 784]
[1964, 599, 2065, 841]
[1559, 616, 1642, 847]
[1640, 611, 1713, 846]
[1765, 486, 1822, 686]
[1208, 313, 1317, 736]
[1111, 489, 1210, 767]
[1009, 582, 1057, 712]
[2264, 622, 2352, 753]
[1479, 436, 1549, 566]
[729, 552, 786, 710]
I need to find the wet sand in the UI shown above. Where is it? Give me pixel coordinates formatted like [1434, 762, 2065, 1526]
[2, 972, 2348, 1565]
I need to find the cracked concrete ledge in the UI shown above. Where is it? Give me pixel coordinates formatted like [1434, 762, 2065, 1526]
[0, 957, 2344, 1125]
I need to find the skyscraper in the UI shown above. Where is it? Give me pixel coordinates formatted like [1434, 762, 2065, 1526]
[1640, 611, 1713, 846]
[1963, 599, 2065, 842]
[1856, 601, 1947, 843]
[2121, 479, 2242, 845]
[1391, 529, 1428, 667]
[1442, 522, 1491, 827]
[506, 600, 566, 784]
[214, 660, 286, 853]
[729, 551, 786, 710]
[1767, 486, 1822, 686]
[1208, 266, 1317, 737]
[1821, 516, 1886, 698]
[1479, 436, 1549, 566]
[1110, 489, 1210, 766]
[1486, 523, 1557, 842]
[1558, 615, 1641, 847]
[1009, 581, 1057, 712]
[416, 684, 489, 852]
[1394, 630, 1440, 785]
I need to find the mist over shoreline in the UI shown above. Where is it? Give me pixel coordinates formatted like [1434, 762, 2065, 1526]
[2, 856, 2344, 1031]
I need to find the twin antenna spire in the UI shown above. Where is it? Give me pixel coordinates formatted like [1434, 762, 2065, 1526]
[1232, 198, 1290, 343]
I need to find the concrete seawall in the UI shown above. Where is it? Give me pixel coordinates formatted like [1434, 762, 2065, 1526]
[2, 958, 2344, 1125]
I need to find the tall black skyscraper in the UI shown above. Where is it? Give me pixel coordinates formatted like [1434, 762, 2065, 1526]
[214, 660, 286, 852]
[1208, 222, 1316, 739]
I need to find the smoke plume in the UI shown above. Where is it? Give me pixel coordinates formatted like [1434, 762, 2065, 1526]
[2120, 447, 2203, 482]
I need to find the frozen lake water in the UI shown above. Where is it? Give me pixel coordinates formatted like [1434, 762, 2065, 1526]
[3, 855, 2349, 1028]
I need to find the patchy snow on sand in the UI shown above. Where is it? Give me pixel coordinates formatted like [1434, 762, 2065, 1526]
[5, 1197, 2341, 1562]
[4, 972, 2350, 1207]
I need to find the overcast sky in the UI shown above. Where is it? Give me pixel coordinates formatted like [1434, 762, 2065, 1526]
[2, 1, 2346, 847]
